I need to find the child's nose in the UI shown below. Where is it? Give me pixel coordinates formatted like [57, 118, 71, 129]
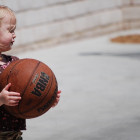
[12, 33, 16, 38]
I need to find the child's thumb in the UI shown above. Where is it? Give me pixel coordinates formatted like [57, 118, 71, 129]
[4, 83, 11, 91]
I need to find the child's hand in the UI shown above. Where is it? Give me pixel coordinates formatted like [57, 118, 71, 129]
[52, 90, 61, 108]
[0, 83, 21, 106]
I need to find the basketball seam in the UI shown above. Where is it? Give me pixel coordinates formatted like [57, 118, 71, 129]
[18, 61, 41, 115]
[6, 60, 22, 85]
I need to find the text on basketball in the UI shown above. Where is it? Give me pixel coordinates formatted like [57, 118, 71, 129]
[31, 72, 50, 96]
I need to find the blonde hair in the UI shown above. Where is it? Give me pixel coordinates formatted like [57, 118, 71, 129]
[0, 5, 16, 27]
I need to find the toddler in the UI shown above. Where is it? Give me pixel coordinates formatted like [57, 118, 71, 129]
[0, 5, 61, 140]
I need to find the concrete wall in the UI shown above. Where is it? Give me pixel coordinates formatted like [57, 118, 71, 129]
[0, 0, 140, 53]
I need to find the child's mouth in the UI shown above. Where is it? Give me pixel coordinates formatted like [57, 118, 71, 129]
[10, 42, 13, 46]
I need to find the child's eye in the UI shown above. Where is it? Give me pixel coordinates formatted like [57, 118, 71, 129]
[9, 29, 14, 33]
[8, 26, 16, 33]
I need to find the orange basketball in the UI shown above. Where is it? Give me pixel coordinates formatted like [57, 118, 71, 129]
[0, 59, 58, 119]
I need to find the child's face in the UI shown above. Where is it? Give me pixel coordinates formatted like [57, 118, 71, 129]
[0, 15, 16, 52]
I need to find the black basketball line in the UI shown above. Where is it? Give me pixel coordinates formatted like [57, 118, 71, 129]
[18, 60, 41, 115]
[18, 61, 54, 115]
[6, 60, 22, 85]
[21, 69, 55, 118]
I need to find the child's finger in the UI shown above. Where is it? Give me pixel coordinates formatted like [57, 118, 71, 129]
[56, 94, 60, 98]
[8, 100, 19, 106]
[9, 96, 21, 101]
[8, 92, 21, 97]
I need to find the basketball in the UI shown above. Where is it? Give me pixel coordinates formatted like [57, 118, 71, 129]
[0, 59, 58, 119]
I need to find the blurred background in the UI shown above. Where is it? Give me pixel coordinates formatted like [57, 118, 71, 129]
[0, 0, 139, 53]
[0, 0, 140, 140]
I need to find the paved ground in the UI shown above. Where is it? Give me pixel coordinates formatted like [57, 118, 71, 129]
[17, 29, 140, 140]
